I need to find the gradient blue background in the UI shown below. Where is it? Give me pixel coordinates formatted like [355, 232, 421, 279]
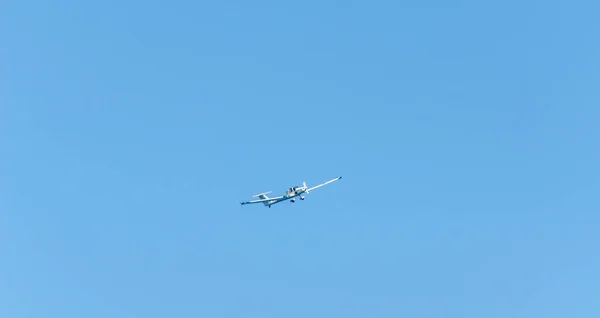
[2, 1, 599, 317]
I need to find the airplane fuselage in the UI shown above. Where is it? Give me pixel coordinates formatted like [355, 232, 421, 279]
[262, 186, 307, 207]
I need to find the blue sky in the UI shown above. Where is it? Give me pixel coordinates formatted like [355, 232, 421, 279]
[2, 0, 599, 317]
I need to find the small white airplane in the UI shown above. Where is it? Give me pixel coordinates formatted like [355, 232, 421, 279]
[240, 176, 342, 208]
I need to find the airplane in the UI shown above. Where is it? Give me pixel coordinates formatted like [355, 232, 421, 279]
[240, 176, 342, 208]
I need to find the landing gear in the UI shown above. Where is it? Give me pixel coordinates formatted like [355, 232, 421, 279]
[300, 196, 305, 200]
[290, 199, 296, 203]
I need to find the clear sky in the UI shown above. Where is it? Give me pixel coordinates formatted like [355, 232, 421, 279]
[2, 0, 599, 317]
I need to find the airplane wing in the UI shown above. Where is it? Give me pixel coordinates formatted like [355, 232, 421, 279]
[306, 176, 342, 192]
[240, 196, 284, 205]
